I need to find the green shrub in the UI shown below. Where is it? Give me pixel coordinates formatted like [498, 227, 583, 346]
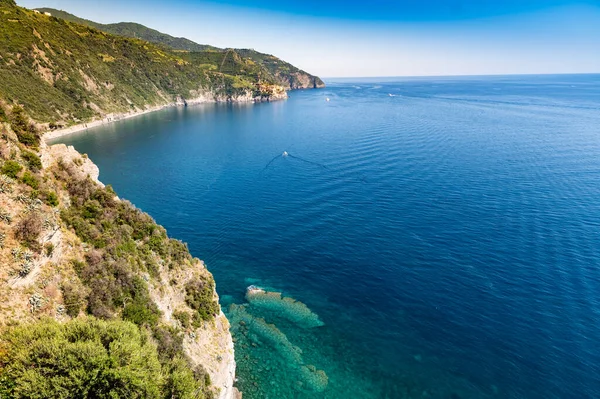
[173, 309, 191, 329]
[44, 242, 54, 256]
[10, 106, 40, 147]
[70, 259, 86, 274]
[81, 199, 102, 219]
[21, 150, 42, 171]
[0, 318, 163, 399]
[163, 356, 213, 399]
[61, 280, 85, 317]
[41, 190, 59, 206]
[170, 238, 192, 263]
[185, 278, 219, 326]
[0, 160, 22, 178]
[148, 233, 166, 255]
[122, 299, 161, 326]
[21, 171, 39, 189]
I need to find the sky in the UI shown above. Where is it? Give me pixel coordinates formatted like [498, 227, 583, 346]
[15, 0, 600, 77]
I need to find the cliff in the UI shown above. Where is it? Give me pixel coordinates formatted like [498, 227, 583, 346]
[0, 103, 236, 397]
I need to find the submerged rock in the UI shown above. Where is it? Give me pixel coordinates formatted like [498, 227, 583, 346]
[245, 286, 324, 328]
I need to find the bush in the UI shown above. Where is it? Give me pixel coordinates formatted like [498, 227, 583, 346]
[122, 299, 161, 326]
[1, 160, 22, 178]
[163, 357, 213, 399]
[173, 309, 191, 329]
[41, 190, 59, 206]
[170, 238, 192, 263]
[61, 280, 85, 317]
[11, 106, 40, 147]
[21, 171, 39, 189]
[81, 199, 102, 219]
[185, 278, 219, 326]
[44, 242, 54, 256]
[21, 150, 42, 171]
[14, 213, 42, 250]
[0, 318, 163, 399]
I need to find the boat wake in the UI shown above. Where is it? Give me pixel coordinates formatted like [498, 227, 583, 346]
[261, 151, 368, 184]
[262, 151, 328, 172]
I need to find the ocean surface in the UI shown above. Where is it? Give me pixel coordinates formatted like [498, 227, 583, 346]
[53, 74, 600, 398]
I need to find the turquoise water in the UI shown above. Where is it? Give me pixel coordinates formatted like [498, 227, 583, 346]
[54, 74, 600, 398]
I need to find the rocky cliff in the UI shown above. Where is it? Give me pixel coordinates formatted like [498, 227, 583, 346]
[0, 104, 237, 398]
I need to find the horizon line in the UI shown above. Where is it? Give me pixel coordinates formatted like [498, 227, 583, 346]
[322, 72, 600, 80]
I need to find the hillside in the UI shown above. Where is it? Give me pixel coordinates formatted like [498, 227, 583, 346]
[36, 7, 219, 52]
[37, 7, 325, 90]
[0, 0, 293, 126]
[0, 96, 236, 397]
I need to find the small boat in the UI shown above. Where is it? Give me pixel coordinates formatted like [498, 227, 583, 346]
[282, 151, 289, 157]
[326, 97, 330, 102]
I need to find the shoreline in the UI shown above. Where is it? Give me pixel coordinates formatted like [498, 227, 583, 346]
[44, 91, 288, 141]
[44, 102, 178, 141]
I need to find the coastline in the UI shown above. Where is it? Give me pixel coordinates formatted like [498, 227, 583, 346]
[44, 90, 288, 141]
[44, 102, 176, 141]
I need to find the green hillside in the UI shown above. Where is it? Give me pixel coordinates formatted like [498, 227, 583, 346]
[36, 7, 219, 52]
[0, 1, 295, 125]
[37, 7, 325, 90]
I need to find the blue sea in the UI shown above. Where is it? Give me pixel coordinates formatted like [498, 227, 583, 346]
[53, 74, 600, 398]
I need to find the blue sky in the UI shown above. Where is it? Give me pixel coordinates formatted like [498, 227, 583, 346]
[16, 0, 600, 77]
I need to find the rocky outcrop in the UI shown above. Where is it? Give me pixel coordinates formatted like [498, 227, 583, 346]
[42, 144, 102, 186]
[147, 259, 236, 399]
[287, 72, 326, 89]
[0, 123, 237, 398]
[184, 83, 287, 104]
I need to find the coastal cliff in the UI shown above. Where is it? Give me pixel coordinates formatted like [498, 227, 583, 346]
[0, 1, 320, 128]
[0, 103, 237, 398]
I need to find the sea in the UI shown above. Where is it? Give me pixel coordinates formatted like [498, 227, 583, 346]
[52, 74, 600, 399]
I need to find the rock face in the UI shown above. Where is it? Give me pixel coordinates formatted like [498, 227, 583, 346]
[185, 84, 288, 104]
[0, 120, 237, 398]
[147, 259, 237, 399]
[287, 72, 326, 89]
[42, 144, 102, 186]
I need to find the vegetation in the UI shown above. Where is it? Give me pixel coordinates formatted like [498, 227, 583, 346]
[0, 1, 322, 125]
[21, 170, 39, 189]
[14, 212, 42, 250]
[21, 150, 42, 171]
[0, 318, 188, 399]
[36, 8, 219, 52]
[33, 7, 324, 91]
[40, 189, 59, 206]
[0, 160, 22, 178]
[236, 48, 325, 89]
[0, 105, 218, 397]
[186, 278, 219, 327]
[9, 106, 40, 147]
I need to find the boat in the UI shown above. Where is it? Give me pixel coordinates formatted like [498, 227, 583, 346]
[282, 151, 289, 157]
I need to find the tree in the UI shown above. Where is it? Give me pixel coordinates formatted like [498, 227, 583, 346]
[0, 318, 164, 399]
